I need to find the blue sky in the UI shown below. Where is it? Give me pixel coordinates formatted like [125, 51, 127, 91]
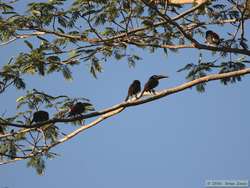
[0, 2, 250, 188]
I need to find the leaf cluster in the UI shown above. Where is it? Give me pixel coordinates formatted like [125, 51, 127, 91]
[178, 56, 248, 92]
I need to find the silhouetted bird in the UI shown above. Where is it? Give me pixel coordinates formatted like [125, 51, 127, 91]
[139, 75, 168, 98]
[205, 30, 220, 46]
[31, 110, 49, 124]
[68, 102, 93, 117]
[125, 80, 141, 101]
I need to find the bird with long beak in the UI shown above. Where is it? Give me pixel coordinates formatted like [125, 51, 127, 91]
[31, 110, 49, 124]
[139, 75, 168, 98]
[205, 30, 220, 46]
[125, 80, 141, 101]
[68, 102, 94, 117]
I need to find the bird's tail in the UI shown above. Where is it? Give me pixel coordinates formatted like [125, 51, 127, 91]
[138, 90, 145, 99]
[124, 94, 129, 101]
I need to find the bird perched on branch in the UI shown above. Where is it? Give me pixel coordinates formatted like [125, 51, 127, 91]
[68, 102, 94, 117]
[125, 80, 141, 101]
[31, 110, 49, 124]
[205, 30, 220, 46]
[139, 75, 168, 98]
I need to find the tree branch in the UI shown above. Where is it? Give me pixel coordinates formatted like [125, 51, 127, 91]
[1, 67, 250, 164]
[30, 2, 249, 56]
[142, 0, 250, 56]
[1, 68, 250, 136]
[124, 39, 195, 49]
[28, 0, 207, 45]
[149, 0, 207, 4]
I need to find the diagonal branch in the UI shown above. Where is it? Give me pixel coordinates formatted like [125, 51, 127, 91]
[149, 0, 207, 4]
[141, 0, 250, 56]
[1, 67, 250, 165]
[1, 68, 250, 136]
[31, 1, 207, 45]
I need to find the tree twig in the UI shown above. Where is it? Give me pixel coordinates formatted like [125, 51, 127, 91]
[1, 68, 250, 133]
[1, 67, 250, 164]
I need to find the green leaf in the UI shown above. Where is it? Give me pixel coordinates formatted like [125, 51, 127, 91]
[13, 77, 26, 89]
[44, 125, 58, 143]
[61, 65, 72, 80]
[15, 131, 27, 140]
[177, 64, 194, 72]
[27, 156, 45, 175]
[8, 140, 17, 159]
[58, 16, 67, 27]
[24, 40, 33, 50]
[196, 83, 206, 93]
[0, 143, 8, 154]
[47, 56, 61, 63]
[16, 96, 25, 103]
[37, 61, 45, 76]
[90, 66, 97, 78]
[37, 36, 49, 42]
[2, 11, 17, 14]
[68, 50, 77, 58]
[57, 27, 65, 33]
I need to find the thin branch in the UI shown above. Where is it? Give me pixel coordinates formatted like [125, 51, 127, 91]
[0, 37, 17, 46]
[149, 0, 207, 4]
[0, 157, 26, 165]
[238, 0, 248, 47]
[2, 1, 248, 56]
[33, 2, 249, 56]
[31, 0, 207, 44]
[1, 67, 250, 165]
[0, 152, 29, 159]
[1, 68, 250, 134]
[141, 0, 250, 56]
[32, 90, 69, 100]
[47, 107, 125, 149]
[125, 39, 194, 49]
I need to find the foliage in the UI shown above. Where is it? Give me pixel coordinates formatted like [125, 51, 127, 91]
[0, 0, 249, 174]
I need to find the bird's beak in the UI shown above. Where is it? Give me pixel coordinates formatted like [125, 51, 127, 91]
[157, 75, 168, 79]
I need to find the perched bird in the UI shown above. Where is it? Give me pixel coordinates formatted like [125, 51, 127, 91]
[205, 30, 220, 46]
[31, 110, 49, 124]
[125, 80, 141, 101]
[139, 75, 168, 98]
[68, 102, 93, 117]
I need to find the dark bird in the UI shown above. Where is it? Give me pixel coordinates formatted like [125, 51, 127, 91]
[31, 110, 49, 124]
[139, 75, 168, 98]
[125, 80, 141, 101]
[68, 102, 93, 117]
[205, 30, 220, 46]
